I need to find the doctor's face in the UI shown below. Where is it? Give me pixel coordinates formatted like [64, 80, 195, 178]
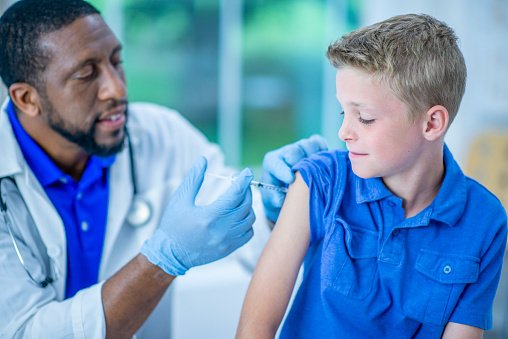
[36, 14, 128, 156]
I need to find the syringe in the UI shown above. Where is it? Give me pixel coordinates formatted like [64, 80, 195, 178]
[206, 173, 288, 193]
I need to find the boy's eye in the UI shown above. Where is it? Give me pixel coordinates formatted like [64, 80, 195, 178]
[358, 116, 375, 125]
[340, 110, 375, 125]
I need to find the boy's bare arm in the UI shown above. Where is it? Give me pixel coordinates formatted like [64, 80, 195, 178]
[236, 172, 310, 339]
[442, 322, 483, 339]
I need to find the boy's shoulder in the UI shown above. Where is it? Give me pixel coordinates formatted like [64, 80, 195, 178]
[437, 146, 506, 228]
[295, 149, 350, 179]
[302, 149, 350, 168]
[450, 146, 504, 212]
[463, 174, 506, 215]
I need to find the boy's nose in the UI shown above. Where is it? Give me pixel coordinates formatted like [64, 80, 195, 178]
[338, 115, 355, 142]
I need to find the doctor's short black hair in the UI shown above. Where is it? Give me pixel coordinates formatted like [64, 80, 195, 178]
[0, 0, 100, 89]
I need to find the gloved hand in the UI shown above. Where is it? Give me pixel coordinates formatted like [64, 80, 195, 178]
[141, 157, 255, 276]
[262, 134, 328, 222]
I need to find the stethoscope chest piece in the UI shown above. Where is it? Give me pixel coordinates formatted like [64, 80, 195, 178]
[125, 129, 152, 227]
[127, 196, 152, 227]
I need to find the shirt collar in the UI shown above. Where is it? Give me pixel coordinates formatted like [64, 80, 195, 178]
[355, 175, 392, 204]
[428, 144, 467, 227]
[6, 100, 115, 186]
[354, 144, 466, 227]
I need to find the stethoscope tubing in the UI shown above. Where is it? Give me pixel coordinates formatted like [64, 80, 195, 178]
[125, 129, 153, 227]
[0, 177, 54, 287]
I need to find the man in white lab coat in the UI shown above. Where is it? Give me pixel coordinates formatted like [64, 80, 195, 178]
[0, 0, 327, 337]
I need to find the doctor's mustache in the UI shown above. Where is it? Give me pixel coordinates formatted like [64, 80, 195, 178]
[99, 98, 129, 117]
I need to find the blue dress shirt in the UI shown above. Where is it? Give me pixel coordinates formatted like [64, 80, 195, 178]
[7, 101, 115, 298]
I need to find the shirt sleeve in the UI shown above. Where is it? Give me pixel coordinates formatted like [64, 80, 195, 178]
[448, 212, 508, 329]
[293, 150, 348, 244]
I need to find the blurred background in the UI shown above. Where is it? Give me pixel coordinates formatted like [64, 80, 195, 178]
[1, 0, 507, 338]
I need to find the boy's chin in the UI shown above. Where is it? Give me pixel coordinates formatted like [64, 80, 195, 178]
[350, 167, 378, 179]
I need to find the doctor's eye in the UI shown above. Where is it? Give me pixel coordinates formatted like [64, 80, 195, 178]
[112, 58, 124, 69]
[74, 64, 97, 81]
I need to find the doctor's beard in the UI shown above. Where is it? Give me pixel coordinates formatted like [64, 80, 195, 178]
[43, 99, 128, 157]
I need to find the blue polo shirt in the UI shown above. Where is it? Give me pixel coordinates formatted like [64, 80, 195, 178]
[282, 147, 507, 338]
[6, 101, 114, 299]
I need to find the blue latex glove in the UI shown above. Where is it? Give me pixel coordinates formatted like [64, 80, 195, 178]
[141, 157, 255, 276]
[262, 134, 328, 222]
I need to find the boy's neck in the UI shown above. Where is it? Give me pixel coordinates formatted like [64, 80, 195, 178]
[382, 144, 445, 219]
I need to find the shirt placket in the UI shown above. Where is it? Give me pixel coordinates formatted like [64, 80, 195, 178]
[378, 197, 405, 266]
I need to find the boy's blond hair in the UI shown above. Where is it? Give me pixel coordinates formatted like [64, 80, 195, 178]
[327, 14, 466, 125]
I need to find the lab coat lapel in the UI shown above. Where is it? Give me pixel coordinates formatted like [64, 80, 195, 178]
[99, 146, 132, 278]
[16, 169, 67, 299]
[0, 104, 68, 299]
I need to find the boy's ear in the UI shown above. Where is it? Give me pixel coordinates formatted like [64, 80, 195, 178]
[422, 105, 449, 141]
[8, 83, 42, 118]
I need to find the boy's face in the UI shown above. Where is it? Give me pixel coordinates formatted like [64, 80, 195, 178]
[336, 67, 426, 180]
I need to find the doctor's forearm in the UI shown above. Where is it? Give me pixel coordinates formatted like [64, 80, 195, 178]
[102, 254, 175, 339]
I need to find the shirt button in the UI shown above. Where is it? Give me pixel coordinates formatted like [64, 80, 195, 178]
[392, 229, 399, 236]
[81, 221, 89, 232]
[443, 265, 452, 274]
[76, 192, 83, 200]
[59, 177, 68, 184]
[47, 245, 61, 258]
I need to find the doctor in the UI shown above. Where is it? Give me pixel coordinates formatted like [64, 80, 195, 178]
[0, 0, 327, 338]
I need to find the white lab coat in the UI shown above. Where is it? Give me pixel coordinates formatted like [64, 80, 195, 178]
[0, 100, 270, 338]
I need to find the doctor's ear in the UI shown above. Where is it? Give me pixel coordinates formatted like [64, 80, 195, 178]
[8, 83, 42, 118]
[422, 105, 449, 141]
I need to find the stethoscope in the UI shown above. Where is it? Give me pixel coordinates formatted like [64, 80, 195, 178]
[0, 128, 152, 287]
[0, 177, 55, 288]
[125, 129, 153, 227]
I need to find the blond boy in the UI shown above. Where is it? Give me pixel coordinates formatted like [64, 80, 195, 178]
[237, 14, 507, 338]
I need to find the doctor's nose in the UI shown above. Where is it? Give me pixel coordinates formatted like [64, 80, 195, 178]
[98, 65, 127, 102]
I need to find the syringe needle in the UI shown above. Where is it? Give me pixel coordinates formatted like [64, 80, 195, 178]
[249, 180, 288, 193]
[205, 172, 288, 193]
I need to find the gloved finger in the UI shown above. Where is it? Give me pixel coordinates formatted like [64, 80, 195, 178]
[227, 227, 254, 253]
[283, 135, 328, 166]
[261, 190, 285, 224]
[215, 221, 254, 257]
[262, 152, 294, 184]
[228, 208, 256, 234]
[215, 184, 253, 222]
[231, 186, 253, 220]
[214, 168, 253, 210]
[174, 156, 208, 204]
[262, 189, 285, 210]
[305, 134, 328, 153]
[236, 227, 255, 247]
[293, 135, 328, 162]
